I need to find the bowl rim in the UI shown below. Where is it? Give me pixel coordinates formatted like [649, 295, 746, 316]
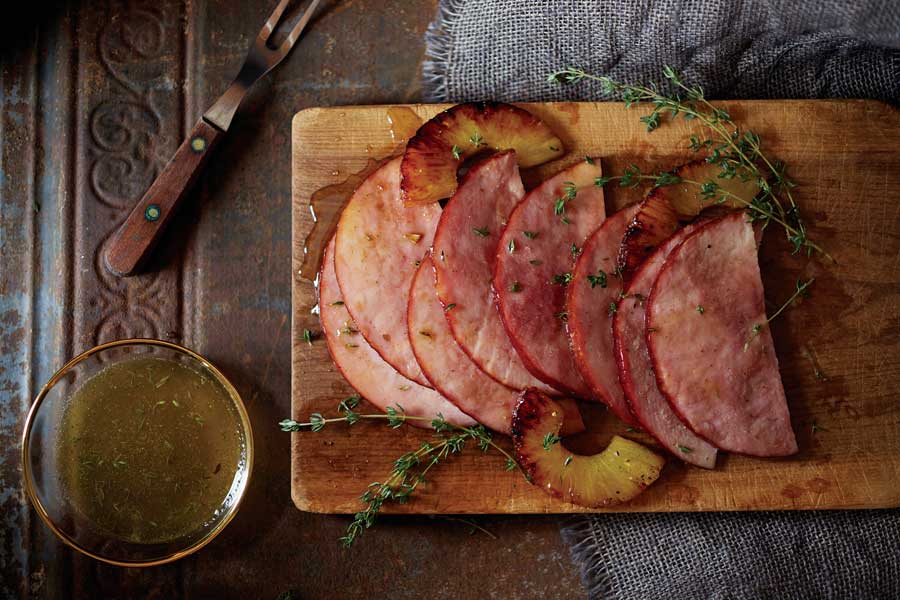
[20, 337, 254, 567]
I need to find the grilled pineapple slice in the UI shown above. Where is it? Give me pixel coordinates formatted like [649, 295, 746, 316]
[618, 160, 759, 279]
[512, 389, 664, 507]
[400, 102, 564, 206]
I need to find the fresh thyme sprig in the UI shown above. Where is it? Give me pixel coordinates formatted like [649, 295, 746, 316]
[280, 398, 520, 548]
[554, 181, 578, 224]
[595, 167, 808, 236]
[548, 66, 831, 261]
[743, 277, 815, 350]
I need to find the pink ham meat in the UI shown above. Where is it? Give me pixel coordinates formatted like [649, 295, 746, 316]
[408, 256, 585, 435]
[432, 151, 555, 394]
[647, 212, 798, 456]
[567, 204, 641, 424]
[320, 239, 474, 428]
[494, 160, 606, 398]
[334, 157, 438, 387]
[613, 221, 718, 468]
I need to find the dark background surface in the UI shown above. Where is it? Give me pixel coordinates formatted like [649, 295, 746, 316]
[0, 1, 585, 597]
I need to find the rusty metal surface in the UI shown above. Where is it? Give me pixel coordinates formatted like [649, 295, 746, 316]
[0, 1, 585, 598]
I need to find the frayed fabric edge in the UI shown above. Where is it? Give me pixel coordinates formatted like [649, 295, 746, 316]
[422, 0, 468, 103]
[560, 516, 620, 600]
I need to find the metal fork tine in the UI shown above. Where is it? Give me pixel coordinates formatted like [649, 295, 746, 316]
[279, 0, 323, 55]
[204, 0, 321, 132]
[261, 0, 291, 41]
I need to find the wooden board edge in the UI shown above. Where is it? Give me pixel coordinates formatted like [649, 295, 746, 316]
[288, 98, 899, 124]
[289, 487, 900, 515]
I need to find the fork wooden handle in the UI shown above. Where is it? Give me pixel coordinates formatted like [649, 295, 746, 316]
[104, 118, 224, 277]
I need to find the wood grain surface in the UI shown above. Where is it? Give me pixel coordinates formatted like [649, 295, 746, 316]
[292, 101, 900, 514]
[105, 118, 224, 277]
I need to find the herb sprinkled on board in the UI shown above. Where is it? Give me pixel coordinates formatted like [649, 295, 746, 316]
[549, 66, 831, 261]
[280, 407, 521, 548]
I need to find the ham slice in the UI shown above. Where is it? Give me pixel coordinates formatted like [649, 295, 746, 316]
[494, 160, 606, 397]
[647, 212, 798, 456]
[432, 151, 555, 394]
[334, 157, 438, 387]
[614, 221, 718, 468]
[320, 239, 475, 428]
[408, 256, 585, 435]
[567, 204, 641, 423]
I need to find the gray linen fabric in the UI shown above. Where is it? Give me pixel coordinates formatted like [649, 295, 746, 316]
[423, 0, 900, 103]
[422, 2, 900, 599]
[560, 511, 900, 599]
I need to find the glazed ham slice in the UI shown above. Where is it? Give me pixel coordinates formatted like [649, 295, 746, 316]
[613, 221, 718, 468]
[334, 157, 438, 387]
[320, 239, 475, 428]
[432, 151, 555, 394]
[566, 204, 641, 424]
[647, 212, 798, 456]
[408, 257, 585, 435]
[494, 160, 606, 398]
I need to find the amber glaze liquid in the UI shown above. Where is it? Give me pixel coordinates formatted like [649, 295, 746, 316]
[57, 357, 245, 544]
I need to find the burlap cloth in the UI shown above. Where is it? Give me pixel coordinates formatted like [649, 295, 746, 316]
[422, 2, 900, 598]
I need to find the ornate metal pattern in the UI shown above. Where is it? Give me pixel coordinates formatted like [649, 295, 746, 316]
[78, 0, 188, 349]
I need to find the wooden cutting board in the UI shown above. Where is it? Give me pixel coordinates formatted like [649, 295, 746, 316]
[291, 101, 900, 514]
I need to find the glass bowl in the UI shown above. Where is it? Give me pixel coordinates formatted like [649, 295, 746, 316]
[21, 339, 253, 567]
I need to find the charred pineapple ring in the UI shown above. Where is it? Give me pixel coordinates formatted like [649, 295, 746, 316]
[512, 389, 664, 507]
[400, 102, 565, 206]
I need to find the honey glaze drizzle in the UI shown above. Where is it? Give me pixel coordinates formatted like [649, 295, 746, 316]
[386, 106, 423, 144]
[299, 107, 424, 282]
[300, 159, 389, 281]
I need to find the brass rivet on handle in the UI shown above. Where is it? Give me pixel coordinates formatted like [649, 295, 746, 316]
[190, 136, 207, 153]
[145, 204, 161, 222]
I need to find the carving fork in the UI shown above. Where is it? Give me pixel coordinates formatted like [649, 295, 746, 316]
[105, 0, 322, 276]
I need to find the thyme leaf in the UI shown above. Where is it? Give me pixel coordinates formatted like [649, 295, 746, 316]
[549, 66, 831, 261]
[552, 272, 573, 286]
[542, 432, 561, 451]
[587, 269, 607, 288]
[280, 410, 521, 548]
